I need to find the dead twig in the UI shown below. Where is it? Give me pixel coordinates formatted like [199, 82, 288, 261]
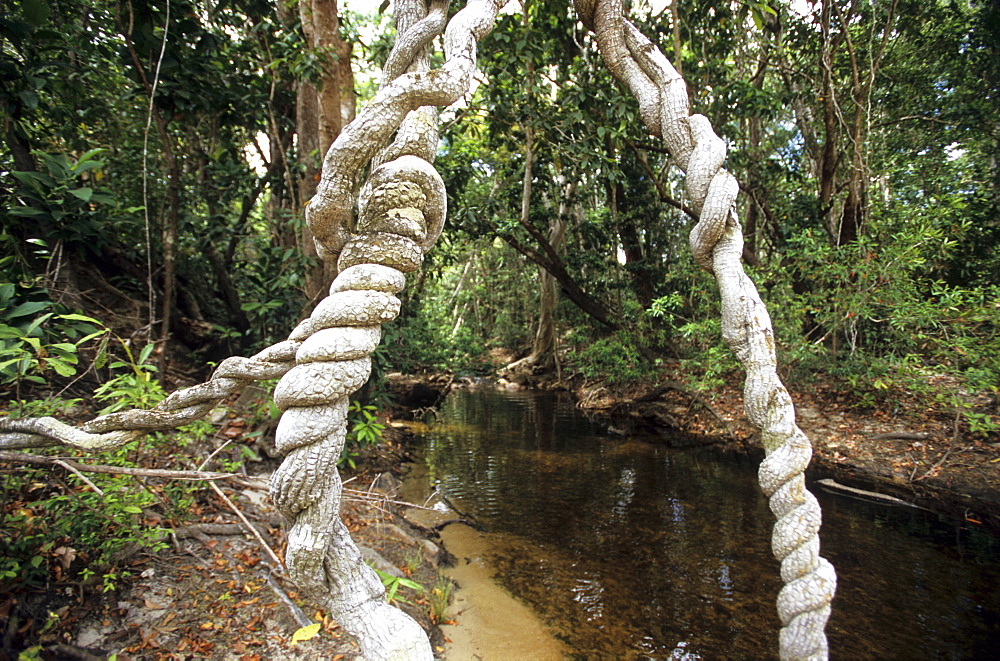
[53, 459, 105, 495]
[637, 382, 734, 437]
[342, 488, 439, 512]
[915, 408, 962, 482]
[172, 522, 272, 540]
[266, 572, 312, 629]
[871, 432, 930, 441]
[208, 481, 283, 567]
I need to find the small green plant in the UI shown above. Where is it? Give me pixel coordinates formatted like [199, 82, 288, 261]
[339, 400, 386, 468]
[429, 572, 454, 624]
[404, 549, 423, 575]
[3, 396, 83, 418]
[17, 645, 44, 661]
[372, 567, 424, 605]
[93, 342, 164, 413]
[348, 400, 386, 445]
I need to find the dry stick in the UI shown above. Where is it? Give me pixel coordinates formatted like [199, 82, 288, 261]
[53, 459, 105, 496]
[208, 481, 283, 567]
[266, 572, 313, 629]
[871, 432, 929, 442]
[0, 450, 235, 481]
[172, 522, 272, 539]
[916, 407, 963, 482]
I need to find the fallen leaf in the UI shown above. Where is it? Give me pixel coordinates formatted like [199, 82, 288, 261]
[291, 622, 321, 644]
[52, 546, 77, 570]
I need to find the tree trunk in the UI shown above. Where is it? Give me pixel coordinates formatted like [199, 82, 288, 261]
[615, 181, 655, 309]
[158, 144, 180, 380]
[297, 0, 356, 301]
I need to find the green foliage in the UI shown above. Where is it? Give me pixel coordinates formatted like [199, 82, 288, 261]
[0, 468, 168, 593]
[0, 336, 221, 597]
[8, 150, 119, 257]
[93, 342, 165, 413]
[0, 283, 107, 391]
[371, 567, 424, 606]
[429, 572, 454, 624]
[750, 221, 1000, 430]
[339, 400, 385, 469]
[237, 239, 313, 349]
[572, 333, 651, 386]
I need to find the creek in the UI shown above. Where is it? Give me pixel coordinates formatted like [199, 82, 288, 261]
[405, 387, 1000, 659]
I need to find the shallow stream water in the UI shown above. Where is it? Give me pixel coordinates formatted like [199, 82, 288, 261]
[408, 387, 1000, 659]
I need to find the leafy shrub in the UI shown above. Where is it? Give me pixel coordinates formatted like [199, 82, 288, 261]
[573, 333, 656, 386]
[93, 342, 165, 413]
[0, 283, 107, 394]
[339, 400, 386, 469]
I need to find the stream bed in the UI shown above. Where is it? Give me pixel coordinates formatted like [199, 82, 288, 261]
[407, 387, 1000, 659]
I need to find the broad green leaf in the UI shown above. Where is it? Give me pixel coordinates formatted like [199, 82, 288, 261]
[138, 343, 156, 365]
[56, 313, 103, 323]
[4, 301, 50, 320]
[22, 0, 51, 27]
[24, 312, 54, 336]
[49, 342, 78, 352]
[9, 208, 47, 218]
[76, 148, 107, 164]
[48, 359, 77, 377]
[70, 187, 94, 202]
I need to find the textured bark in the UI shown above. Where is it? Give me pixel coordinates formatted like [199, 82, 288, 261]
[575, 0, 837, 658]
[273, 1, 505, 657]
[532, 206, 568, 365]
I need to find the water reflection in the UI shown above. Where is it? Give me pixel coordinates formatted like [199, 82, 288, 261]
[413, 388, 1000, 659]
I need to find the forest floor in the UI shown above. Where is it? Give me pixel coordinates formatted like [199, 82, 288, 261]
[0, 400, 451, 660]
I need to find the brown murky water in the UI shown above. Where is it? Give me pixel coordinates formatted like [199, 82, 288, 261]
[409, 387, 1000, 659]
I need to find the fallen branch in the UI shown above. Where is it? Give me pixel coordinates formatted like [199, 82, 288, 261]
[209, 481, 283, 567]
[172, 522, 272, 539]
[266, 573, 313, 629]
[871, 432, 930, 441]
[817, 478, 924, 509]
[0, 451, 237, 482]
[53, 459, 106, 495]
[914, 408, 962, 482]
[343, 487, 438, 512]
[637, 381, 733, 434]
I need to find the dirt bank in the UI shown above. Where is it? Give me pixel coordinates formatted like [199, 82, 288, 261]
[477, 369, 1000, 531]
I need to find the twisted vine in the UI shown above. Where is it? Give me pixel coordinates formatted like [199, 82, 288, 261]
[2, 1, 503, 658]
[266, 0, 504, 658]
[575, 1, 837, 658]
[0, 341, 298, 451]
[1, 1, 834, 658]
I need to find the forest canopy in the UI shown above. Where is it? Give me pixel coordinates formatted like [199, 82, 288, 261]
[1, 0, 998, 429]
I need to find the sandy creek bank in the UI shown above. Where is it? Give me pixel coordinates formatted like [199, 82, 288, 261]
[396, 459, 568, 660]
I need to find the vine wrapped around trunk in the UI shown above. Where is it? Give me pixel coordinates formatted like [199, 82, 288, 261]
[575, 0, 837, 659]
